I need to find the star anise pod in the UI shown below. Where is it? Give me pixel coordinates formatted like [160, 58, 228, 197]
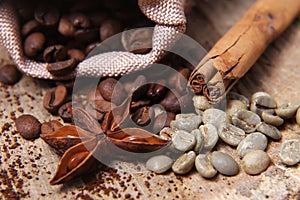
[43, 95, 170, 185]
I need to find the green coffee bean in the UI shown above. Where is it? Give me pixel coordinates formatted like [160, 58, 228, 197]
[172, 130, 196, 152]
[225, 100, 248, 117]
[275, 103, 299, 119]
[159, 127, 175, 140]
[171, 113, 201, 132]
[195, 154, 217, 178]
[297, 107, 300, 125]
[227, 92, 250, 107]
[261, 111, 284, 126]
[191, 129, 204, 154]
[193, 95, 212, 111]
[218, 123, 246, 146]
[250, 92, 277, 116]
[199, 124, 219, 153]
[242, 150, 270, 175]
[210, 152, 239, 176]
[257, 122, 282, 140]
[146, 155, 173, 174]
[279, 140, 300, 166]
[237, 132, 268, 158]
[172, 151, 196, 174]
[232, 110, 261, 133]
[202, 108, 230, 128]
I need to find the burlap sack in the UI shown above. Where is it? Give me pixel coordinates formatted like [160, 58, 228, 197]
[0, 0, 186, 80]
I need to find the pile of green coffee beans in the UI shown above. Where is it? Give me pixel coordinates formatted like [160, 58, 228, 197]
[145, 91, 300, 178]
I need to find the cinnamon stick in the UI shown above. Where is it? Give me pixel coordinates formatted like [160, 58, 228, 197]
[189, 0, 300, 103]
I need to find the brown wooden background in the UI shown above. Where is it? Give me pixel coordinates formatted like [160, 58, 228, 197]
[1, 0, 300, 199]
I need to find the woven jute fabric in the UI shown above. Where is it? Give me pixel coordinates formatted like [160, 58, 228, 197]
[0, 0, 186, 80]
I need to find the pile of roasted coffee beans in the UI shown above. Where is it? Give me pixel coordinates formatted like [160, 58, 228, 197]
[41, 53, 194, 135]
[16, 0, 154, 75]
[146, 91, 300, 177]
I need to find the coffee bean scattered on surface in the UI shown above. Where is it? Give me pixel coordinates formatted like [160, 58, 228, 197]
[242, 150, 270, 175]
[210, 152, 239, 176]
[279, 140, 300, 166]
[15, 114, 41, 140]
[172, 151, 196, 175]
[237, 132, 268, 158]
[195, 154, 217, 178]
[146, 155, 173, 174]
[0, 64, 22, 85]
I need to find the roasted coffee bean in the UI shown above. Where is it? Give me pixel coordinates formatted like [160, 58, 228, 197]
[242, 150, 270, 175]
[67, 49, 85, 62]
[250, 92, 277, 115]
[17, 5, 34, 21]
[85, 102, 105, 121]
[147, 82, 167, 103]
[0, 64, 22, 85]
[237, 132, 268, 158]
[68, 12, 91, 29]
[193, 95, 212, 111]
[227, 92, 250, 107]
[93, 99, 113, 113]
[297, 107, 300, 125]
[74, 28, 98, 43]
[22, 20, 40, 36]
[47, 58, 77, 76]
[41, 120, 63, 135]
[261, 111, 284, 126]
[257, 122, 281, 140]
[202, 108, 230, 128]
[275, 103, 299, 119]
[24, 32, 46, 57]
[121, 28, 152, 54]
[34, 4, 60, 26]
[218, 123, 246, 146]
[132, 106, 154, 127]
[159, 91, 180, 113]
[226, 100, 248, 117]
[58, 101, 73, 122]
[152, 112, 175, 133]
[279, 140, 300, 166]
[98, 78, 126, 105]
[232, 110, 261, 133]
[15, 114, 41, 140]
[199, 124, 219, 153]
[170, 113, 201, 132]
[191, 129, 204, 154]
[172, 130, 196, 152]
[130, 75, 148, 100]
[58, 17, 76, 37]
[100, 19, 122, 41]
[43, 85, 68, 113]
[159, 127, 175, 141]
[210, 152, 239, 176]
[146, 155, 173, 174]
[195, 154, 217, 178]
[172, 151, 196, 174]
[43, 45, 67, 63]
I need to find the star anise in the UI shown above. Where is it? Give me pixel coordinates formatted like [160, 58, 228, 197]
[41, 95, 170, 185]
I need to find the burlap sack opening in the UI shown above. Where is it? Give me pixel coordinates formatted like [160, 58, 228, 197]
[0, 0, 186, 80]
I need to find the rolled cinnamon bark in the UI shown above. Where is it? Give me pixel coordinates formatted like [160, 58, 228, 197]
[189, 0, 300, 103]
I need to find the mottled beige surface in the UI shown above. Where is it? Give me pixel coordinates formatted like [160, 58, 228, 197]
[1, 0, 300, 199]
